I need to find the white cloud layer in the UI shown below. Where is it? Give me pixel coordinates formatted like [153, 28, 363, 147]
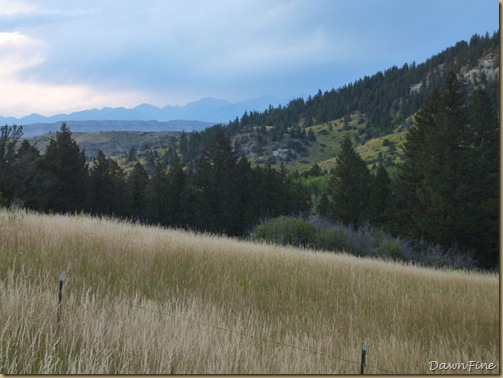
[0, 0, 498, 118]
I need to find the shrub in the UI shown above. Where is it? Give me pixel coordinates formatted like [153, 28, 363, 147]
[254, 215, 477, 270]
[253, 216, 316, 248]
[314, 228, 337, 251]
[375, 237, 405, 261]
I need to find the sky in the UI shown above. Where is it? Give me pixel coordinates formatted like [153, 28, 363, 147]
[0, 0, 499, 118]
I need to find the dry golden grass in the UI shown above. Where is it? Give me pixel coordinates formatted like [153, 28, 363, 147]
[0, 208, 499, 374]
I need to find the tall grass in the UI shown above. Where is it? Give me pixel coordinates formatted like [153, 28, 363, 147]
[0, 208, 499, 374]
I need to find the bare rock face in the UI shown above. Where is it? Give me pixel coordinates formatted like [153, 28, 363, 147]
[461, 51, 499, 87]
[410, 50, 499, 95]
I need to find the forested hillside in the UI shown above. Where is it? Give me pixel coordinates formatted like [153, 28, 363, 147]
[0, 31, 499, 269]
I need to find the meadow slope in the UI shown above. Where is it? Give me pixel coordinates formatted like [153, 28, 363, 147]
[0, 208, 499, 374]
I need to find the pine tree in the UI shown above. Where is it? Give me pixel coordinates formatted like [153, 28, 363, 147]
[329, 136, 371, 227]
[413, 72, 469, 247]
[195, 127, 240, 234]
[233, 156, 258, 233]
[0, 124, 23, 202]
[41, 123, 89, 213]
[460, 89, 499, 267]
[165, 153, 186, 227]
[9, 140, 48, 209]
[394, 72, 499, 268]
[369, 163, 392, 227]
[146, 162, 169, 225]
[89, 150, 114, 216]
[127, 161, 148, 222]
[392, 94, 434, 234]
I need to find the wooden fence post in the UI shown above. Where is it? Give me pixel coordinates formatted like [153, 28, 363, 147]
[360, 341, 367, 374]
[57, 271, 65, 326]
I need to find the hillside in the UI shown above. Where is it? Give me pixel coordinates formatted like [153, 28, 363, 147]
[19, 32, 498, 174]
[221, 31, 499, 172]
[1, 31, 498, 271]
[27, 130, 181, 160]
[72, 31, 497, 174]
[0, 209, 498, 374]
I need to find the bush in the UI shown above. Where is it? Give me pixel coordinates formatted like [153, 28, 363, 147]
[253, 216, 316, 247]
[314, 228, 337, 251]
[375, 237, 405, 261]
[253, 215, 477, 270]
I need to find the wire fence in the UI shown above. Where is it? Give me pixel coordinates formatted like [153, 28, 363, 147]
[132, 304, 398, 374]
[56, 272, 398, 374]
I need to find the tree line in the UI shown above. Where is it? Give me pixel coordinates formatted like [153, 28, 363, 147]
[224, 31, 498, 141]
[0, 123, 312, 236]
[0, 71, 498, 269]
[321, 72, 498, 269]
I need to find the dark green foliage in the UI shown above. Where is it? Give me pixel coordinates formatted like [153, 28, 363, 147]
[6, 139, 48, 209]
[146, 162, 169, 225]
[41, 123, 89, 213]
[127, 146, 137, 162]
[393, 72, 499, 268]
[164, 153, 186, 227]
[369, 163, 392, 227]
[193, 126, 241, 235]
[233, 157, 259, 233]
[307, 128, 316, 142]
[89, 150, 114, 215]
[328, 136, 371, 227]
[302, 163, 324, 178]
[204, 32, 498, 152]
[0, 32, 497, 270]
[252, 215, 476, 270]
[0, 124, 23, 201]
[253, 216, 317, 247]
[90, 150, 130, 217]
[127, 161, 148, 222]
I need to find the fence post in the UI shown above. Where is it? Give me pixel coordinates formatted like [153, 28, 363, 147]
[360, 341, 367, 374]
[57, 271, 65, 326]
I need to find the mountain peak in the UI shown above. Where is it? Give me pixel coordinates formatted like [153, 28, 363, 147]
[0, 95, 285, 129]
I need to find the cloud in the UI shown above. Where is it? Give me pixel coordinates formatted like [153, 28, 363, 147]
[0, 0, 498, 117]
[0, 30, 152, 117]
[0, 0, 38, 16]
[0, 31, 45, 76]
[0, 0, 100, 31]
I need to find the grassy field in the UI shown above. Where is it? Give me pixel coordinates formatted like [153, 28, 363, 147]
[0, 208, 499, 374]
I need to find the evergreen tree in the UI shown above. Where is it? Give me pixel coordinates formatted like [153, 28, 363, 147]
[127, 146, 137, 162]
[0, 124, 23, 202]
[146, 162, 169, 225]
[127, 161, 148, 222]
[234, 156, 258, 233]
[106, 158, 129, 218]
[369, 163, 392, 227]
[460, 89, 499, 267]
[179, 131, 188, 163]
[194, 127, 240, 234]
[328, 136, 371, 227]
[89, 150, 129, 217]
[409, 73, 470, 247]
[8, 140, 48, 209]
[391, 90, 441, 236]
[89, 150, 114, 215]
[394, 72, 499, 268]
[165, 153, 186, 227]
[41, 123, 89, 213]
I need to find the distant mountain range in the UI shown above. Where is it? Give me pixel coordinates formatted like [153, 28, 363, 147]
[2, 95, 290, 137]
[20, 120, 215, 138]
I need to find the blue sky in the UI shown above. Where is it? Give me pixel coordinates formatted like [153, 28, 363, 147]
[0, 0, 498, 117]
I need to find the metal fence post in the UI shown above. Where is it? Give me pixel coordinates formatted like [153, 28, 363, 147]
[57, 271, 65, 326]
[360, 341, 367, 374]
